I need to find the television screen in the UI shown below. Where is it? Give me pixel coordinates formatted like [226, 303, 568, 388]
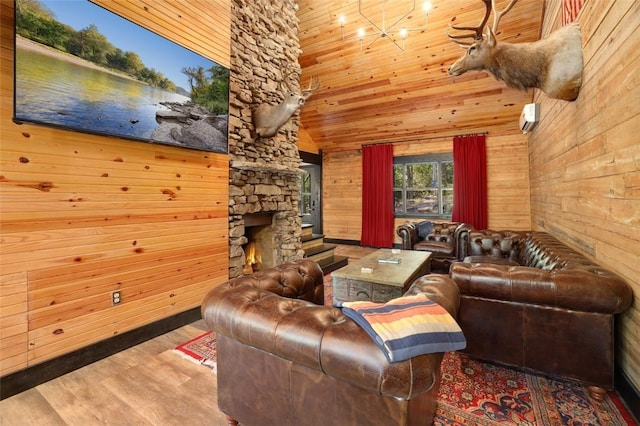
[14, 0, 229, 153]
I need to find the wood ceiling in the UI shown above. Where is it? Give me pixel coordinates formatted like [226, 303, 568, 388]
[297, 0, 545, 152]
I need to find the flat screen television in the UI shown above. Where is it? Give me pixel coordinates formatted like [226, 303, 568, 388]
[13, 0, 229, 154]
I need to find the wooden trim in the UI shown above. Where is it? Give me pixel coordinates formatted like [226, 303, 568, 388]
[0, 308, 201, 400]
[300, 150, 322, 165]
[324, 238, 360, 246]
[362, 132, 489, 147]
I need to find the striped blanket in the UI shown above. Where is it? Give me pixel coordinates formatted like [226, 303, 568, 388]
[342, 294, 466, 362]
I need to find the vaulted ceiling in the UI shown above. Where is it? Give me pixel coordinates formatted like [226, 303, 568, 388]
[297, 0, 545, 152]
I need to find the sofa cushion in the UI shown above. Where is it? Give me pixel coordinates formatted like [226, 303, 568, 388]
[342, 294, 466, 362]
[414, 240, 455, 256]
[463, 256, 519, 266]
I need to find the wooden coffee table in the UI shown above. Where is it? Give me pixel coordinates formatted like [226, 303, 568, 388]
[331, 249, 432, 306]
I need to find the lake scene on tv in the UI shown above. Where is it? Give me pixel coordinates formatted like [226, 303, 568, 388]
[14, 0, 229, 153]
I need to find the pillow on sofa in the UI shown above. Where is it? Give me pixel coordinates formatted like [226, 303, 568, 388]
[342, 294, 466, 362]
[417, 221, 434, 239]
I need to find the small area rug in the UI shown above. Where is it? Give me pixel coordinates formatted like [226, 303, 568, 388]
[173, 331, 217, 372]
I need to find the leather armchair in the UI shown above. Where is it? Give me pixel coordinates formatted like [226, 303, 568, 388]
[396, 221, 472, 272]
[202, 258, 461, 426]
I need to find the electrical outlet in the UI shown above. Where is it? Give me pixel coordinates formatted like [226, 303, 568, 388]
[111, 290, 121, 306]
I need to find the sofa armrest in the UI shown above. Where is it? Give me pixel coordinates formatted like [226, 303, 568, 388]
[454, 223, 473, 260]
[201, 273, 460, 400]
[404, 274, 461, 319]
[396, 222, 418, 250]
[217, 258, 324, 305]
[450, 262, 633, 314]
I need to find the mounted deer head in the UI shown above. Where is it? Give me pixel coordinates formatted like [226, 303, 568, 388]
[252, 71, 320, 138]
[447, 0, 583, 101]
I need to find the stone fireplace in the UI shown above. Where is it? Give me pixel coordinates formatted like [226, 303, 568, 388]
[227, 0, 305, 279]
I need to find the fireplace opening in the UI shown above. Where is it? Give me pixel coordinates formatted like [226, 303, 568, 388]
[242, 213, 275, 274]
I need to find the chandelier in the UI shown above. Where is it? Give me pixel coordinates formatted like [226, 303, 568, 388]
[339, 1, 431, 52]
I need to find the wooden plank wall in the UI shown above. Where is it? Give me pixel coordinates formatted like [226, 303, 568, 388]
[529, 0, 639, 391]
[322, 132, 532, 244]
[0, 1, 231, 376]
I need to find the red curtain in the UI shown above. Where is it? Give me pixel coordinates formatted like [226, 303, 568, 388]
[361, 144, 394, 247]
[452, 134, 488, 230]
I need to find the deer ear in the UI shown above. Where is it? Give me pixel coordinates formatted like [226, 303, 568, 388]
[485, 27, 496, 47]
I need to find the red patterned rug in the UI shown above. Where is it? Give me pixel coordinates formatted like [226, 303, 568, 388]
[175, 331, 636, 425]
[181, 276, 637, 424]
[173, 331, 217, 372]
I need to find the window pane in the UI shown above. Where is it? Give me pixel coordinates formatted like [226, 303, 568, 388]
[406, 163, 437, 188]
[301, 173, 311, 192]
[406, 190, 439, 214]
[442, 189, 453, 214]
[301, 194, 311, 215]
[393, 154, 453, 218]
[394, 190, 404, 214]
[441, 161, 454, 188]
[393, 165, 404, 187]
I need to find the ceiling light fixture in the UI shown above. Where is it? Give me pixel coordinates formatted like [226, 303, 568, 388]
[339, 1, 431, 52]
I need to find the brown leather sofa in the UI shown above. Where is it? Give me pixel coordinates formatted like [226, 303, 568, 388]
[202, 258, 461, 426]
[396, 221, 472, 272]
[449, 231, 633, 400]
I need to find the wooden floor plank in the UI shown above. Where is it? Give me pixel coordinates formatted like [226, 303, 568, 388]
[0, 320, 227, 426]
[37, 372, 146, 425]
[0, 388, 67, 425]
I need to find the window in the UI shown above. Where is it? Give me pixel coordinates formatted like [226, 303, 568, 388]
[393, 153, 453, 218]
[299, 171, 312, 217]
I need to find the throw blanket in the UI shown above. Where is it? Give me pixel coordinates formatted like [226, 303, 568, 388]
[342, 294, 466, 362]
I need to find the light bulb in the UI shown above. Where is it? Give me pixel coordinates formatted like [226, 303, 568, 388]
[339, 15, 345, 27]
[423, 2, 431, 14]
[400, 28, 408, 39]
[357, 28, 365, 40]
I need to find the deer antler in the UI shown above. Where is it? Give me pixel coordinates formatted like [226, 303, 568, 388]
[280, 69, 299, 93]
[446, 0, 519, 45]
[447, 0, 491, 46]
[491, 0, 519, 34]
[301, 76, 320, 98]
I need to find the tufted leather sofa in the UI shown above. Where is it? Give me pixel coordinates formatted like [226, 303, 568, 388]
[450, 231, 633, 400]
[202, 258, 461, 426]
[396, 221, 472, 272]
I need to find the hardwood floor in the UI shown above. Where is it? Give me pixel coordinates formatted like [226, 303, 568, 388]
[0, 245, 374, 426]
[0, 320, 229, 426]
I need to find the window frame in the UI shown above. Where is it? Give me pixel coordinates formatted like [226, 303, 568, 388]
[393, 153, 453, 219]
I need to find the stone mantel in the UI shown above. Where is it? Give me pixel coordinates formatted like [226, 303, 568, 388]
[230, 160, 304, 176]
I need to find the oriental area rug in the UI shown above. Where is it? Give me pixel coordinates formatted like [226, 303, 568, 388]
[174, 330, 636, 425]
[181, 275, 636, 424]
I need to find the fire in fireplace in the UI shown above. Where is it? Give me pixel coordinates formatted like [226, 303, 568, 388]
[244, 241, 261, 274]
[242, 213, 275, 274]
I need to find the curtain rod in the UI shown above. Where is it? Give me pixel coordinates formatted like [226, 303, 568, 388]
[362, 132, 488, 147]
